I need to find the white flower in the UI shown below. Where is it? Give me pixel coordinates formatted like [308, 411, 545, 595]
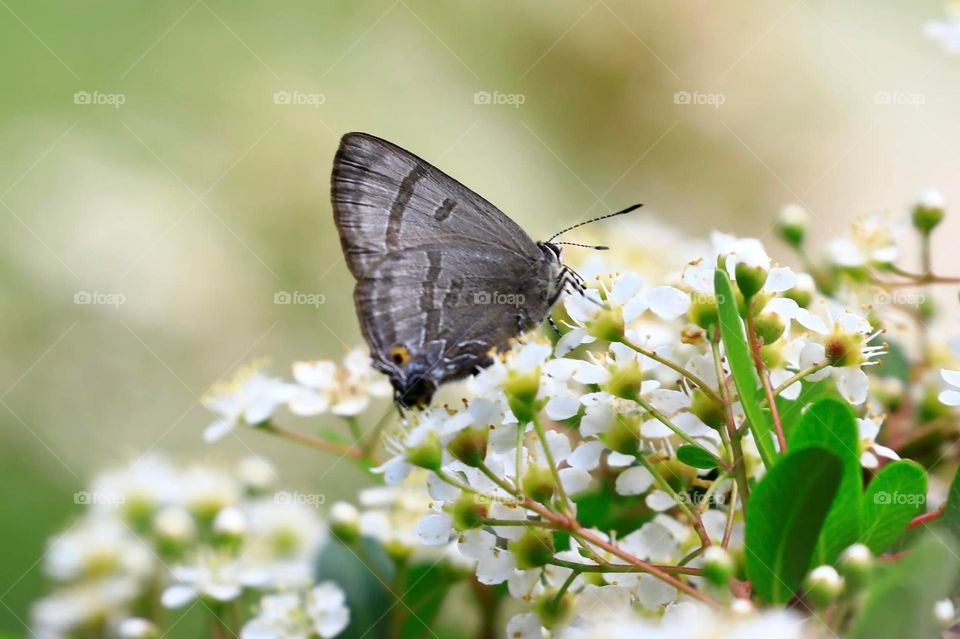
[236, 456, 278, 494]
[31, 577, 143, 639]
[457, 529, 516, 584]
[45, 517, 153, 583]
[88, 454, 182, 518]
[202, 365, 299, 442]
[828, 213, 900, 267]
[241, 582, 350, 639]
[289, 349, 391, 417]
[857, 417, 900, 469]
[243, 496, 328, 587]
[925, 5, 960, 53]
[939, 366, 960, 407]
[161, 551, 269, 608]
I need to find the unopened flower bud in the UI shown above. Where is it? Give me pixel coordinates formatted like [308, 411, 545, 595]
[236, 456, 277, 495]
[452, 493, 488, 531]
[838, 543, 873, 591]
[153, 507, 195, 554]
[448, 426, 489, 468]
[735, 263, 768, 300]
[785, 273, 816, 308]
[600, 414, 641, 456]
[913, 189, 945, 235]
[702, 546, 734, 586]
[504, 369, 542, 423]
[533, 590, 575, 629]
[117, 618, 160, 639]
[329, 501, 360, 544]
[754, 312, 785, 345]
[690, 389, 725, 430]
[804, 565, 844, 608]
[934, 598, 956, 628]
[730, 598, 754, 616]
[603, 359, 643, 400]
[589, 306, 625, 342]
[406, 432, 443, 471]
[212, 506, 247, 547]
[523, 466, 556, 504]
[510, 528, 555, 569]
[777, 204, 809, 248]
[688, 293, 720, 331]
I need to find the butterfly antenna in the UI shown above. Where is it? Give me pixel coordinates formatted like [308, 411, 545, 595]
[546, 203, 643, 243]
[554, 241, 609, 250]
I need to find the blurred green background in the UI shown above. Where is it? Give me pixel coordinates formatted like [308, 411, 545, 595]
[1, 0, 957, 631]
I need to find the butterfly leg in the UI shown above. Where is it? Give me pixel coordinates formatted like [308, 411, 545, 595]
[546, 313, 561, 335]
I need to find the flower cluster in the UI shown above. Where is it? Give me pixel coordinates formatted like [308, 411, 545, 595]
[30, 189, 960, 638]
[30, 455, 347, 639]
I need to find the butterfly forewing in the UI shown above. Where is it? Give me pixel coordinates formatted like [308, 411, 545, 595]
[332, 132, 539, 278]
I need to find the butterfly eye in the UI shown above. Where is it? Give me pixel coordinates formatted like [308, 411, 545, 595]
[388, 344, 411, 366]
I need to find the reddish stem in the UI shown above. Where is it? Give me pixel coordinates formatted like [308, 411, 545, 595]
[908, 503, 946, 529]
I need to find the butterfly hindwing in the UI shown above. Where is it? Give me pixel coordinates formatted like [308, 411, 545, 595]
[354, 243, 560, 406]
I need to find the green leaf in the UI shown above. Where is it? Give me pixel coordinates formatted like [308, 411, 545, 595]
[849, 530, 960, 639]
[945, 466, 960, 539]
[315, 536, 393, 639]
[775, 377, 837, 440]
[398, 562, 456, 639]
[860, 460, 927, 554]
[677, 444, 719, 469]
[788, 398, 862, 565]
[745, 446, 843, 603]
[714, 269, 777, 467]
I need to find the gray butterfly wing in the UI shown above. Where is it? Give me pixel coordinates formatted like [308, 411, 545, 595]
[354, 242, 562, 407]
[332, 132, 539, 279]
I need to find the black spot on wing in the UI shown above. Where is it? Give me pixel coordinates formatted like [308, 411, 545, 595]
[386, 164, 428, 251]
[434, 198, 457, 222]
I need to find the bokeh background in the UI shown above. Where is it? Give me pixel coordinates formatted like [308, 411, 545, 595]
[2, 0, 959, 630]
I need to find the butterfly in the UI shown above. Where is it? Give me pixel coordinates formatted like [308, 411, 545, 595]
[331, 132, 640, 408]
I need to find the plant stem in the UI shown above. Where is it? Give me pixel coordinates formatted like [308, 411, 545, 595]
[531, 415, 572, 513]
[635, 452, 711, 548]
[549, 557, 703, 576]
[260, 422, 363, 459]
[711, 338, 750, 506]
[621, 337, 723, 406]
[765, 361, 829, 401]
[633, 394, 713, 454]
[744, 310, 787, 453]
